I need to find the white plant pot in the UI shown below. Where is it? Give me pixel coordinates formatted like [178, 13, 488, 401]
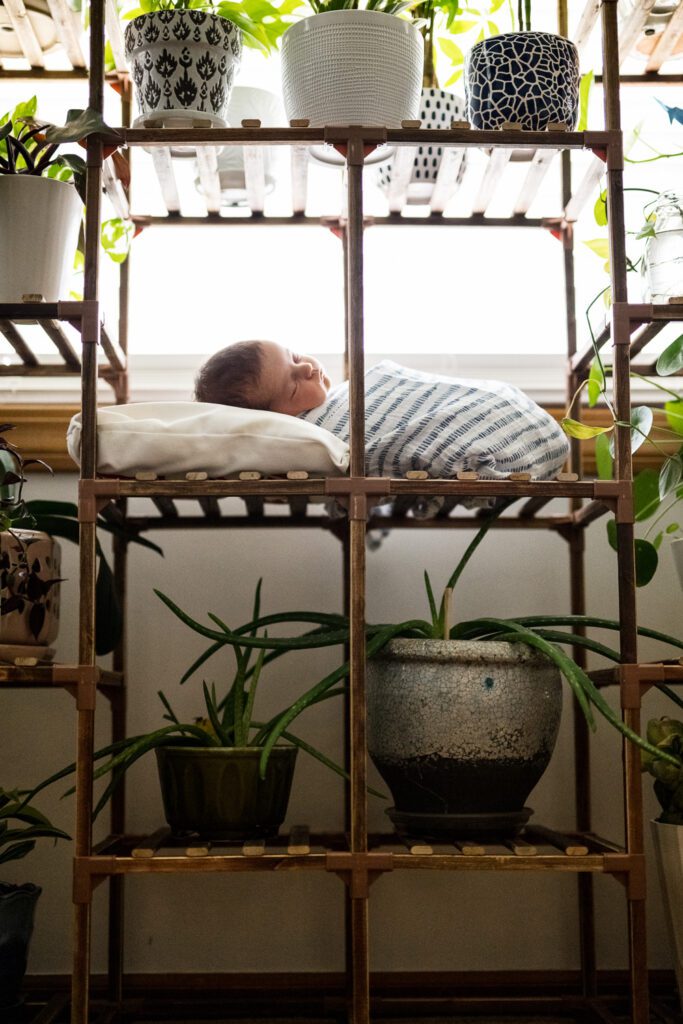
[651, 819, 683, 1009]
[124, 11, 242, 131]
[194, 86, 283, 206]
[281, 10, 422, 166]
[377, 88, 468, 205]
[0, 176, 81, 303]
[672, 538, 683, 590]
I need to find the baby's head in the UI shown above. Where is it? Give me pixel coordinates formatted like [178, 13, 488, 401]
[194, 340, 330, 416]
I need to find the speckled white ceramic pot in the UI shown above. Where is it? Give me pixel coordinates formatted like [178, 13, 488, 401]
[367, 639, 562, 837]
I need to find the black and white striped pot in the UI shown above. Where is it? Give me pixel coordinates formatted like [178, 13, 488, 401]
[377, 87, 467, 205]
[124, 10, 242, 130]
[465, 31, 579, 132]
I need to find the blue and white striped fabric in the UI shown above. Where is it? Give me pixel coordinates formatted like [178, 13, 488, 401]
[299, 360, 569, 480]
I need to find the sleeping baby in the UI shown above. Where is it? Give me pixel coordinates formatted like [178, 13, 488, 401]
[194, 340, 569, 481]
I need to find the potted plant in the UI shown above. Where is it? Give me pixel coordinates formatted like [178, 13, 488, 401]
[81, 503, 682, 842]
[122, 0, 297, 132]
[0, 788, 68, 1009]
[464, 1, 580, 132]
[32, 581, 368, 839]
[280, 0, 423, 147]
[641, 695, 683, 1008]
[0, 98, 85, 304]
[1, 425, 163, 657]
[1, 426, 61, 654]
[376, 0, 480, 203]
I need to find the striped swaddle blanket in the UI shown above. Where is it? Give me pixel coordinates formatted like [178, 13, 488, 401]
[299, 360, 569, 480]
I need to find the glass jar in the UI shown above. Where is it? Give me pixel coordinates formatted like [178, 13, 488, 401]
[642, 191, 683, 302]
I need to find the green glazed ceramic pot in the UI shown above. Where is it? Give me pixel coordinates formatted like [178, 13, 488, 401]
[155, 745, 298, 840]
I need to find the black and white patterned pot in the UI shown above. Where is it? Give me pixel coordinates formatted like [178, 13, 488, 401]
[465, 31, 579, 132]
[377, 88, 467, 205]
[124, 11, 242, 130]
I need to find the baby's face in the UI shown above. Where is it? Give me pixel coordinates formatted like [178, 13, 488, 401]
[256, 341, 330, 416]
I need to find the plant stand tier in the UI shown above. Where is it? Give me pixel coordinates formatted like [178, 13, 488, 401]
[0, 302, 126, 400]
[115, 125, 614, 221]
[572, 301, 683, 379]
[76, 826, 640, 880]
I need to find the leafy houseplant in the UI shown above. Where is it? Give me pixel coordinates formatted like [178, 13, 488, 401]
[121, 0, 299, 133]
[1, 427, 62, 649]
[1, 425, 163, 656]
[280, 0, 423, 142]
[0, 98, 85, 304]
[0, 789, 68, 1009]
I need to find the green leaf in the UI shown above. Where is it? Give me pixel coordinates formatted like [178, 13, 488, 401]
[578, 70, 594, 133]
[45, 108, 120, 144]
[634, 468, 660, 520]
[665, 400, 683, 437]
[595, 433, 614, 480]
[635, 539, 659, 587]
[610, 406, 653, 456]
[656, 334, 683, 377]
[95, 553, 122, 656]
[606, 518, 617, 551]
[101, 217, 134, 264]
[449, 18, 478, 32]
[561, 417, 612, 440]
[438, 36, 463, 63]
[666, 522, 681, 534]
[587, 359, 605, 407]
[659, 454, 683, 500]
[583, 238, 610, 261]
[592, 189, 607, 227]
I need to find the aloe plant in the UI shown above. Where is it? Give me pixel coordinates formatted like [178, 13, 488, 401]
[0, 789, 69, 866]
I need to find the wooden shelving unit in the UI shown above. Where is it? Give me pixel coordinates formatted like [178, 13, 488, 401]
[3, 1, 683, 1023]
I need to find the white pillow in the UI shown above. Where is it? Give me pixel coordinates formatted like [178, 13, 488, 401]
[67, 402, 350, 477]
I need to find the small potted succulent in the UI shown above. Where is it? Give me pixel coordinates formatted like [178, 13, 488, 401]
[123, 0, 298, 131]
[642, 698, 683, 1008]
[0, 788, 68, 1009]
[464, 0, 580, 132]
[0, 98, 85, 304]
[280, 0, 423, 147]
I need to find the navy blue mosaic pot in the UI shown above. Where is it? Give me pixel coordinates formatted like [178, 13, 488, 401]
[465, 31, 580, 131]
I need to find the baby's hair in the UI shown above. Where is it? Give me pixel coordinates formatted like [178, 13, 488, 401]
[194, 341, 265, 408]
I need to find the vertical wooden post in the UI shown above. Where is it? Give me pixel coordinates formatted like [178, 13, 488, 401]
[601, 3, 648, 1022]
[73, 0, 105, 1021]
[346, 134, 370, 1024]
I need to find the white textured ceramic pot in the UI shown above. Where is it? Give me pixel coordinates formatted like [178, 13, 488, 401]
[281, 10, 422, 166]
[651, 819, 683, 1009]
[0, 176, 81, 303]
[367, 639, 562, 839]
[465, 31, 580, 131]
[673, 538, 683, 590]
[124, 10, 242, 130]
[377, 87, 468, 205]
[195, 86, 283, 206]
[0, 530, 61, 647]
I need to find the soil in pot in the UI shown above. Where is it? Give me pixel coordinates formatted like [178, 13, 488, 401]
[155, 744, 298, 840]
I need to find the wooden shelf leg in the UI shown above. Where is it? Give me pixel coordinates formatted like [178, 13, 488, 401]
[350, 895, 370, 1024]
[72, 901, 92, 1024]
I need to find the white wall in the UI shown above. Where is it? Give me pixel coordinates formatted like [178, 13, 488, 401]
[3, 473, 681, 977]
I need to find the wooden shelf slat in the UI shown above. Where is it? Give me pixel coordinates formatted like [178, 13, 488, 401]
[565, 154, 605, 223]
[290, 146, 309, 216]
[0, 318, 39, 365]
[104, 0, 128, 73]
[428, 145, 466, 215]
[646, 1, 683, 72]
[45, 0, 86, 68]
[513, 149, 557, 217]
[387, 145, 419, 214]
[151, 148, 181, 215]
[3, 0, 45, 67]
[43, 319, 81, 369]
[472, 147, 512, 216]
[619, 0, 660, 64]
[243, 145, 267, 214]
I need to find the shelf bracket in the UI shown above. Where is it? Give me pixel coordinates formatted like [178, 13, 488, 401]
[326, 852, 393, 898]
[54, 665, 101, 710]
[79, 479, 122, 522]
[325, 478, 389, 522]
[592, 480, 634, 523]
[73, 857, 108, 903]
[603, 853, 646, 900]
